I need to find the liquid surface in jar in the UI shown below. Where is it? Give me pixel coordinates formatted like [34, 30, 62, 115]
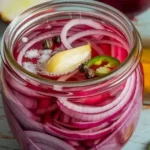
[13, 18, 129, 81]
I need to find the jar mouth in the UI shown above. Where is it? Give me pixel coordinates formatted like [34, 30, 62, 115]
[1, 0, 142, 88]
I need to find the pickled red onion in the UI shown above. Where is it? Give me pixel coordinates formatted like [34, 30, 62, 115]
[91, 42, 104, 55]
[1, 69, 43, 131]
[111, 44, 117, 58]
[93, 71, 141, 149]
[57, 73, 133, 114]
[96, 40, 125, 49]
[57, 70, 78, 81]
[53, 70, 78, 91]
[13, 90, 37, 109]
[67, 30, 129, 50]
[44, 95, 135, 140]
[4, 70, 45, 98]
[36, 104, 58, 115]
[25, 131, 75, 150]
[57, 73, 135, 122]
[53, 119, 109, 130]
[2, 73, 36, 118]
[61, 19, 105, 49]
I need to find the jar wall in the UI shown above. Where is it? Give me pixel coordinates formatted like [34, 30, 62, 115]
[1, 65, 143, 150]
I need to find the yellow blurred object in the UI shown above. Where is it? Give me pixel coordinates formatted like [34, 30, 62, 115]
[0, 0, 49, 22]
[141, 48, 150, 94]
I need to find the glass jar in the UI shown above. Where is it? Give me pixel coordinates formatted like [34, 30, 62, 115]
[0, 0, 143, 150]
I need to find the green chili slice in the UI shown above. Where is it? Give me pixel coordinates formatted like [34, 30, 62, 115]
[79, 55, 120, 78]
[87, 55, 120, 77]
[87, 55, 120, 68]
[95, 67, 111, 76]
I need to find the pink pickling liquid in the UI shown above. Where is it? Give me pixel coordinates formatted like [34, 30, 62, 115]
[1, 19, 143, 150]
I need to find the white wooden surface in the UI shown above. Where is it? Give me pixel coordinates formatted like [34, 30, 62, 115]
[0, 15, 150, 149]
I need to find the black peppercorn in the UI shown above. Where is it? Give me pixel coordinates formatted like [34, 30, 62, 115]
[79, 64, 89, 73]
[42, 39, 53, 49]
[85, 69, 95, 79]
[52, 36, 61, 45]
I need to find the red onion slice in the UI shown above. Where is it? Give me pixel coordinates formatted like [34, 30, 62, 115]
[2, 70, 43, 131]
[57, 72, 135, 122]
[61, 19, 105, 49]
[13, 90, 37, 109]
[62, 114, 71, 123]
[36, 104, 58, 115]
[2, 70, 35, 118]
[53, 70, 78, 91]
[111, 44, 118, 58]
[92, 71, 141, 150]
[66, 140, 80, 147]
[54, 119, 109, 130]
[4, 70, 45, 98]
[57, 70, 78, 82]
[57, 72, 133, 114]
[44, 95, 135, 140]
[117, 46, 128, 63]
[25, 131, 75, 150]
[5, 99, 43, 131]
[95, 40, 125, 49]
[68, 30, 129, 50]
[91, 42, 104, 55]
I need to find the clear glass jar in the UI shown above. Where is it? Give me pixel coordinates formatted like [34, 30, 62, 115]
[1, 0, 143, 150]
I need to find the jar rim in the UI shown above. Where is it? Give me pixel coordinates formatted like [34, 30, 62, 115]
[1, 0, 142, 88]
